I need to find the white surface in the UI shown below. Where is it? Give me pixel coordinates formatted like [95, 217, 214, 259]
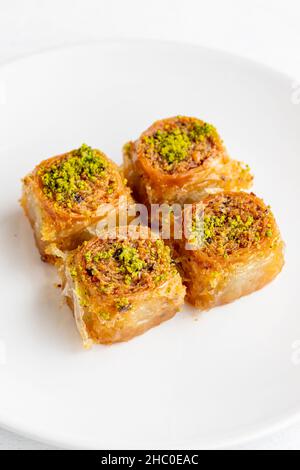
[0, 0, 300, 450]
[1, 40, 300, 450]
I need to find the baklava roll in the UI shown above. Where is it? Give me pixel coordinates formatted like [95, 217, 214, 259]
[123, 116, 253, 206]
[21, 144, 131, 262]
[171, 192, 284, 310]
[61, 228, 186, 346]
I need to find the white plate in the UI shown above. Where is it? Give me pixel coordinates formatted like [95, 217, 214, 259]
[0, 39, 299, 450]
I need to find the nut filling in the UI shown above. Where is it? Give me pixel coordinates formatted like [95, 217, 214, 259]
[38, 144, 118, 212]
[69, 237, 178, 313]
[139, 116, 221, 174]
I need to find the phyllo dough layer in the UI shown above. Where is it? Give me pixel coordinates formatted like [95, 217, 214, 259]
[21, 144, 131, 262]
[123, 116, 253, 206]
[170, 192, 284, 310]
[61, 229, 186, 346]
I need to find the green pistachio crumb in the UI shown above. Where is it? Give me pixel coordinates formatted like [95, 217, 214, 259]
[202, 214, 254, 244]
[154, 273, 167, 284]
[84, 251, 92, 262]
[115, 298, 131, 311]
[82, 238, 172, 292]
[40, 143, 107, 205]
[70, 267, 77, 278]
[99, 312, 111, 321]
[115, 246, 147, 278]
[143, 122, 217, 166]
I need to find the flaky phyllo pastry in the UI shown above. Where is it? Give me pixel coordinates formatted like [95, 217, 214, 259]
[20, 119, 285, 347]
[123, 116, 253, 206]
[21, 144, 131, 262]
[60, 229, 186, 346]
[170, 192, 284, 310]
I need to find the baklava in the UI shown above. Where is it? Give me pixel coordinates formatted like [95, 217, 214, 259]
[170, 192, 284, 309]
[123, 116, 253, 206]
[61, 228, 186, 346]
[22, 144, 131, 262]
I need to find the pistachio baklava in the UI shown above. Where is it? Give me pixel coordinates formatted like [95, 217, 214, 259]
[170, 192, 284, 309]
[22, 144, 131, 262]
[123, 116, 253, 206]
[61, 228, 186, 346]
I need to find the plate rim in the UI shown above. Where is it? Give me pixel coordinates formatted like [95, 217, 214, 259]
[1, 36, 297, 85]
[0, 37, 299, 450]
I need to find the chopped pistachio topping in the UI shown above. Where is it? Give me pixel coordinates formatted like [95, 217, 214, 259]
[144, 128, 190, 165]
[203, 214, 254, 244]
[189, 195, 275, 257]
[115, 298, 131, 312]
[266, 230, 273, 237]
[114, 246, 147, 280]
[84, 251, 92, 262]
[143, 121, 217, 167]
[154, 273, 168, 284]
[80, 238, 175, 298]
[70, 267, 77, 278]
[40, 144, 107, 205]
[98, 311, 111, 321]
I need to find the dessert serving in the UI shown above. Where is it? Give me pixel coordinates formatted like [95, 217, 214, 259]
[123, 116, 253, 206]
[21, 144, 130, 262]
[21, 117, 285, 347]
[170, 192, 284, 309]
[60, 229, 185, 346]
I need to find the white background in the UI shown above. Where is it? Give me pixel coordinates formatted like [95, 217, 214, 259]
[0, 0, 300, 450]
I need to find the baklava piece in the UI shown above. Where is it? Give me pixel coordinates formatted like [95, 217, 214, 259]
[171, 192, 284, 310]
[123, 116, 253, 206]
[21, 144, 131, 262]
[61, 229, 186, 346]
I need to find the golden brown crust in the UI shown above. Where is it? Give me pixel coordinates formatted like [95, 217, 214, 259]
[123, 116, 253, 205]
[61, 229, 186, 345]
[21, 144, 131, 262]
[170, 192, 284, 309]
